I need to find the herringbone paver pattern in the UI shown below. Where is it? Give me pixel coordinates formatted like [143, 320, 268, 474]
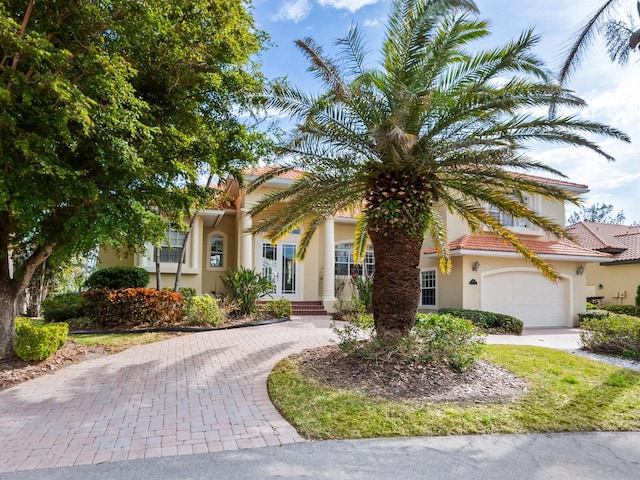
[0, 317, 335, 472]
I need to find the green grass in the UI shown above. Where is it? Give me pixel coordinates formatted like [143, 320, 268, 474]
[70, 332, 174, 352]
[267, 345, 640, 440]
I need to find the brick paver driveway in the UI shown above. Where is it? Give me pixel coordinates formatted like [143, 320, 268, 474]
[0, 317, 335, 472]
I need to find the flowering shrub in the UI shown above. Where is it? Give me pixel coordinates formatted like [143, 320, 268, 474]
[83, 288, 185, 328]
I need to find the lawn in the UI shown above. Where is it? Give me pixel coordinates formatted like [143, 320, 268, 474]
[268, 345, 640, 439]
[70, 332, 177, 352]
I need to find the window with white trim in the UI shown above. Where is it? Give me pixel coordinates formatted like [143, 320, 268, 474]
[420, 270, 437, 307]
[488, 194, 530, 228]
[156, 227, 186, 263]
[209, 233, 224, 268]
[335, 243, 375, 277]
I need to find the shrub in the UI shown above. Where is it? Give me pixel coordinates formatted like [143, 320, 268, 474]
[184, 295, 224, 326]
[42, 292, 87, 323]
[85, 266, 150, 290]
[580, 314, 640, 359]
[412, 313, 486, 371]
[83, 288, 185, 328]
[350, 275, 373, 313]
[636, 284, 640, 307]
[586, 302, 599, 310]
[600, 305, 640, 318]
[578, 309, 610, 324]
[263, 298, 293, 318]
[14, 318, 69, 361]
[221, 267, 273, 315]
[178, 287, 197, 301]
[332, 312, 484, 372]
[437, 308, 523, 335]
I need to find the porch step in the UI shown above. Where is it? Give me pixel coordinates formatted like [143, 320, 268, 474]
[259, 300, 328, 316]
[291, 301, 328, 316]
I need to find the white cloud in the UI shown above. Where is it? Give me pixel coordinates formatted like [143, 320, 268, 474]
[363, 17, 382, 27]
[317, 0, 382, 13]
[272, 0, 312, 23]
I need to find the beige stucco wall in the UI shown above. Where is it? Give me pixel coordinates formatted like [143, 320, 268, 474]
[585, 263, 639, 306]
[201, 215, 237, 296]
[97, 248, 136, 269]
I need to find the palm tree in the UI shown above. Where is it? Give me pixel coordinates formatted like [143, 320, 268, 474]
[250, 0, 629, 346]
[558, 0, 640, 87]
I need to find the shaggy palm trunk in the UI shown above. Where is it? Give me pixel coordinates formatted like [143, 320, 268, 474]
[369, 229, 422, 346]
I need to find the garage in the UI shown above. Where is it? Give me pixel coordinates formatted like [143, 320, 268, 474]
[481, 270, 570, 328]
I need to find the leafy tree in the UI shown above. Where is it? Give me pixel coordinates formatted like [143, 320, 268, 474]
[567, 203, 626, 225]
[557, 0, 640, 87]
[0, 0, 267, 357]
[249, 0, 629, 346]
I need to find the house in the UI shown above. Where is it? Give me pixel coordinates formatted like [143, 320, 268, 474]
[565, 222, 640, 307]
[99, 168, 608, 326]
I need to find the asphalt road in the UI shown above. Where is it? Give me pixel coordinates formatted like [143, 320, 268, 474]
[0, 432, 639, 480]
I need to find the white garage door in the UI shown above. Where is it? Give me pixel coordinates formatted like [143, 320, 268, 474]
[481, 271, 569, 328]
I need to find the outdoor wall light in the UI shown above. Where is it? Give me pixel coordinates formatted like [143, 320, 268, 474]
[472, 261, 480, 272]
[598, 284, 604, 289]
[576, 265, 585, 276]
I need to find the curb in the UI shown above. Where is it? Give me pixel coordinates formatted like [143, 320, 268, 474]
[69, 316, 291, 335]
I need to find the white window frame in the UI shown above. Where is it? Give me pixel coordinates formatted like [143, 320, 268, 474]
[335, 242, 375, 278]
[207, 232, 226, 270]
[156, 227, 186, 264]
[420, 269, 437, 308]
[486, 193, 542, 233]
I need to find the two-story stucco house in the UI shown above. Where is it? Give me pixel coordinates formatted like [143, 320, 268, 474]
[99, 168, 609, 327]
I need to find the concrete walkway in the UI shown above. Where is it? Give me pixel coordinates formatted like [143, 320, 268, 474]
[2, 318, 638, 479]
[0, 317, 336, 473]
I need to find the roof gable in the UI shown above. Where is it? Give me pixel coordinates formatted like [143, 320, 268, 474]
[566, 222, 640, 263]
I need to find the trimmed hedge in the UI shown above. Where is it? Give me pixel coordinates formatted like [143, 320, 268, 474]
[438, 308, 523, 334]
[85, 266, 150, 290]
[83, 288, 185, 328]
[580, 314, 640, 359]
[42, 292, 87, 323]
[600, 305, 640, 318]
[15, 318, 69, 361]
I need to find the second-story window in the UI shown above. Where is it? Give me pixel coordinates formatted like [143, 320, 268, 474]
[488, 195, 530, 228]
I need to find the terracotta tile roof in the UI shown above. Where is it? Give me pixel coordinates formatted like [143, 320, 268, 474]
[424, 234, 611, 259]
[566, 222, 640, 263]
[509, 172, 589, 191]
[244, 166, 304, 181]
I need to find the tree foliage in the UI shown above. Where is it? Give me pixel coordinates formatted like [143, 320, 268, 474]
[567, 203, 626, 225]
[557, 0, 640, 88]
[250, 0, 629, 345]
[0, 0, 268, 357]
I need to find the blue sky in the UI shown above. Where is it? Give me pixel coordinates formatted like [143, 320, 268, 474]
[251, 0, 640, 224]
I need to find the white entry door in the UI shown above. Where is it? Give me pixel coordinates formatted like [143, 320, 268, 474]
[260, 242, 299, 299]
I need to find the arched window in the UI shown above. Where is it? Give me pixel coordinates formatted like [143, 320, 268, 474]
[209, 233, 225, 268]
[335, 243, 374, 277]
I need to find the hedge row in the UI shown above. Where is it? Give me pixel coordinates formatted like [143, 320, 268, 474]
[437, 308, 523, 334]
[580, 314, 640, 359]
[600, 305, 640, 318]
[83, 288, 185, 328]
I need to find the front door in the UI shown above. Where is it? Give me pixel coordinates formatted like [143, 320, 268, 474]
[260, 242, 299, 299]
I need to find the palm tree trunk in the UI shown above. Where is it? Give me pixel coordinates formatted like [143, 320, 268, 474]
[368, 228, 422, 346]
